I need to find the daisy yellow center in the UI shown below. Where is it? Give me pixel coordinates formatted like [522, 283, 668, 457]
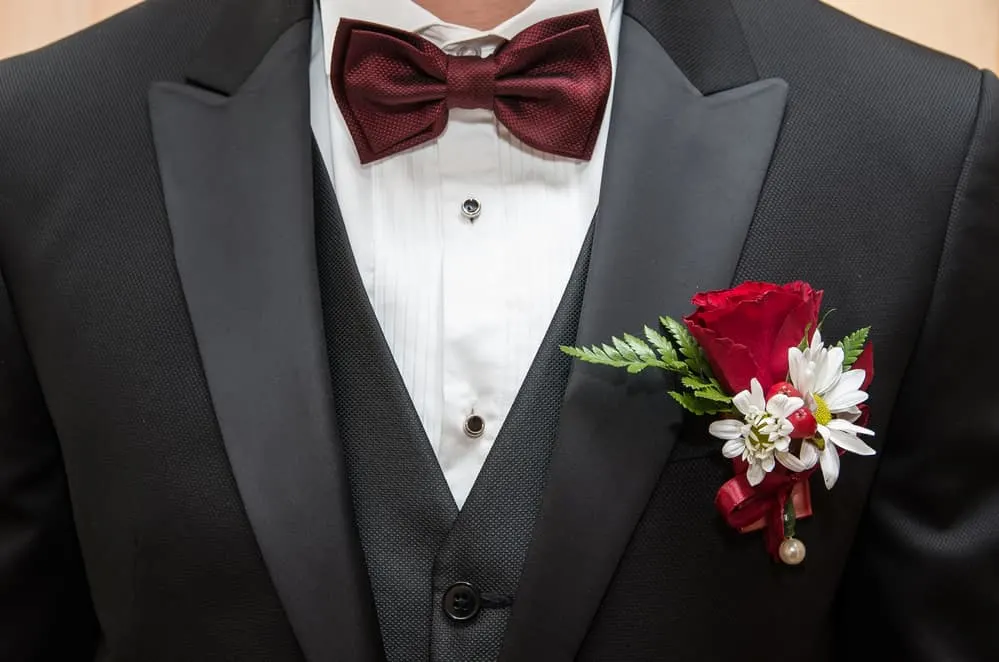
[749, 425, 773, 450]
[813, 393, 833, 426]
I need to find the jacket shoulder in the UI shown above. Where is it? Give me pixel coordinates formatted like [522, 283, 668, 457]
[0, 0, 217, 161]
[734, 0, 985, 185]
[3, 0, 216, 94]
[0, 0, 218, 212]
[736, 0, 984, 125]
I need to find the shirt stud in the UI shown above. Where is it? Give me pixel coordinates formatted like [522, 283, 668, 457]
[461, 197, 482, 221]
[463, 413, 485, 438]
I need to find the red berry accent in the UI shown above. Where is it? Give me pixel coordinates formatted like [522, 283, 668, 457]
[787, 407, 818, 440]
[767, 381, 802, 401]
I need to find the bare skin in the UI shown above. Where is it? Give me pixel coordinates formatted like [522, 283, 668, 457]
[414, 0, 536, 30]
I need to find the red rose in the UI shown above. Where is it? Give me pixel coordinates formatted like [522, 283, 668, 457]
[853, 341, 875, 391]
[684, 281, 823, 394]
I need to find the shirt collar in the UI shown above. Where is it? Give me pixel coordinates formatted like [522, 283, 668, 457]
[319, 0, 620, 74]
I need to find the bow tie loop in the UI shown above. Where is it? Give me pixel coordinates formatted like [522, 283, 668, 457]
[331, 9, 612, 164]
[446, 55, 498, 110]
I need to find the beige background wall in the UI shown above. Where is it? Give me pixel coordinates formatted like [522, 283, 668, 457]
[825, 0, 999, 71]
[1, 0, 141, 60]
[1, 0, 998, 69]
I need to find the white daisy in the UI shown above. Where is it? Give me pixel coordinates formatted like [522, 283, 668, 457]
[788, 330, 876, 489]
[709, 378, 805, 486]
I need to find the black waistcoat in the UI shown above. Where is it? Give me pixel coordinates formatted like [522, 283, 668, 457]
[313, 152, 591, 661]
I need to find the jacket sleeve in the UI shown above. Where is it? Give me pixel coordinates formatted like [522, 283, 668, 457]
[0, 270, 98, 660]
[835, 70, 999, 661]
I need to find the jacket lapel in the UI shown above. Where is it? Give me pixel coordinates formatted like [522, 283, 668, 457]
[500, 11, 788, 661]
[147, 1, 383, 660]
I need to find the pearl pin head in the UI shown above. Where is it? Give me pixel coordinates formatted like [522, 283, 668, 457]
[778, 537, 807, 565]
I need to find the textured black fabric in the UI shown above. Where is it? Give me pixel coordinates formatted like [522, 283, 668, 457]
[497, 18, 789, 660]
[0, 1, 304, 660]
[574, 3, 998, 662]
[184, 0, 312, 95]
[149, 17, 384, 661]
[0, 272, 97, 660]
[314, 145, 593, 661]
[428, 226, 592, 662]
[0, 0, 995, 660]
[313, 147, 457, 662]
[835, 71, 999, 661]
[626, 0, 758, 93]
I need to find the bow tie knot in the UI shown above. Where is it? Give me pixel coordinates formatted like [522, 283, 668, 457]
[331, 10, 612, 164]
[447, 55, 498, 110]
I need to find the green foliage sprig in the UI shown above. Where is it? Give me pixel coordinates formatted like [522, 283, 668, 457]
[561, 312, 871, 416]
[560, 317, 735, 416]
[836, 327, 870, 369]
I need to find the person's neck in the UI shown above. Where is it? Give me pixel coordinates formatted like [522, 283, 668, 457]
[413, 0, 536, 30]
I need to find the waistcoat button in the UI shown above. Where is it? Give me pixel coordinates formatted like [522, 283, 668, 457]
[442, 582, 481, 622]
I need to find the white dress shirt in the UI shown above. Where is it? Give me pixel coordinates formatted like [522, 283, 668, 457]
[310, 0, 622, 508]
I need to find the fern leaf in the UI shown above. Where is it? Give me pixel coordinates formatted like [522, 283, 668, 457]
[623, 333, 659, 364]
[669, 391, 734, 416]
[660, 316, 708, 374]
[612, 336, 639, 363]
[679, 376, 732, 403]
[560, 345, 630, 368]
[836, 327, 870, 369]
[643, 325, 686, 372]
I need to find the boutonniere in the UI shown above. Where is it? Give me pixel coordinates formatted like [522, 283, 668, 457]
[562, 281, 875, 565]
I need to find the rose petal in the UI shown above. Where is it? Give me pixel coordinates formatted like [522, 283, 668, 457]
[686, 282, 823, 394]
[854, 342, 875, 391]
[691, 282, 777, 309]
[854, 404, 871, 428]
[686, 324, 762, 395]
[784, 281, 824, 312]
[694, 290, 804, 386]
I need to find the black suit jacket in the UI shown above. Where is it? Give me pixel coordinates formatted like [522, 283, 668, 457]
[0, 0, 997, 660]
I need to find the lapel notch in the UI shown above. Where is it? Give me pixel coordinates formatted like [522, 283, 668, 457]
[148, 2, 383, 660]
[500, 14, 788, 660]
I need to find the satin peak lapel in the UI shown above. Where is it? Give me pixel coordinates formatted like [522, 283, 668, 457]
[500, 16, 788, 661]
[147, 3, 383, 661]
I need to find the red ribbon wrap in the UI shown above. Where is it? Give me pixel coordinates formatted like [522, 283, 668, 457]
[715, 460, 814, 559]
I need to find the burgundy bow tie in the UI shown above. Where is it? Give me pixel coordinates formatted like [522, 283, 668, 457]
[330, 10, 612, 164]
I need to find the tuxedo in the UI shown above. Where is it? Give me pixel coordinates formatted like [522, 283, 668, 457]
[0, 0, 997, 660]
